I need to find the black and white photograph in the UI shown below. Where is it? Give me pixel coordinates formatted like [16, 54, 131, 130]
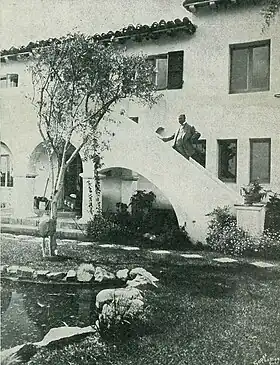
[1, 1, 280, 364]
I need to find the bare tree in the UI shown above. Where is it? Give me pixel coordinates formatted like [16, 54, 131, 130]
[30, 33, 158, 257]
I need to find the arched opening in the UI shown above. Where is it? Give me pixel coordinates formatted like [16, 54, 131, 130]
[0, 142, 13, 210]
[29, 143, 83, 216]
[100, 167, 178, 229]
[0, 142, 13, 188]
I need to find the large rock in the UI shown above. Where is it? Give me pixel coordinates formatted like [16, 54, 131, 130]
[36, 270, 50, 279]
[116, 268, 129, 281]
[46, 272, 66, 281]
[94, 267, 115, 282]
[0, 326, 96, 364]
[18, 266, 35, 279]
[127, 274, 156, 288]
[1, 343, 38, 363]
[96, 288, 144, 327]
[77, 263, 95, 282]
[96, 287, 143, 310]
[0, 265, 8, 275]
[65, 269, 77, 282]
[35, 325, 95, 347]
[6, 265, 21, 276]
[129, 267, 159, 287]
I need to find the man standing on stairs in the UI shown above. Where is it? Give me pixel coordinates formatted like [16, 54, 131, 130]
[157, 114, 201, 160]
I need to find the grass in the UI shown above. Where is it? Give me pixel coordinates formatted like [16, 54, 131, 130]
[1, 234, 280, 364]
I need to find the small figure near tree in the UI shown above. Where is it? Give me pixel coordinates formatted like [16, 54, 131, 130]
[30, 33, 159, 257]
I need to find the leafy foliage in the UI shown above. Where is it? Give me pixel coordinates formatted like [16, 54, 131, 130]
[241, 180, 268, 205]
[262, 0, 280, 29]
[30, 33, 158, 255]
[206, 206, 280, 258]
[265, 192, 280, 232]
[87, 190, 192, 249]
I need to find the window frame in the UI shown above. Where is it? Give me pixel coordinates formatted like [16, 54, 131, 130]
[249, 138, 271, 184]
[192, 139, 206, 168]
[217, 139, 238, 183]
[0, 153, 13, 187]
[148, 50, 184, 91]
[229, 40, 270, 94]
[0, 73, 19, 88]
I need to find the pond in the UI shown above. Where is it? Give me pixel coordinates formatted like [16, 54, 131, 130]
[1, 282, 98, 350]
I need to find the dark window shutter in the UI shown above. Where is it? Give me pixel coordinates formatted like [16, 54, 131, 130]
[167, 51, 184, 89]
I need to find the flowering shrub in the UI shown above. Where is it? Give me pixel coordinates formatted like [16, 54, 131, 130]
[206, 206, 280, 258]
[265, 193, 280, 233]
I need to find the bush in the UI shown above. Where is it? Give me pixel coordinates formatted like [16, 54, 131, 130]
[206, 206, 280, 258]
[265, 193, 280, 233]
[86, 214, 134, 243]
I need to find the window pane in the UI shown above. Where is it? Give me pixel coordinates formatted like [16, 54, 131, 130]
[230, 48, 248, 92]
[250, 140, 270, 183]
[0, 76, 7, 88]
[251, 45, 269, 89]
[167, 51, 184, 90]
[192, 140, 206, 167]
[156, 58, 168, 90]
[9, 74, 19, 87]
[218, 140, 237, 182]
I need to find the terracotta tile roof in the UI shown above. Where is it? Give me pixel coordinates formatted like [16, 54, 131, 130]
[0, 17, 196, 60]
[183, 0, 261, 13]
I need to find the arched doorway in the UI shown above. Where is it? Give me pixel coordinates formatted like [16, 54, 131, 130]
[62, 146, 83, 216]
[29, 143, 83, 216]
[100, 167, 178, 229]
[0, 142, 13, 211]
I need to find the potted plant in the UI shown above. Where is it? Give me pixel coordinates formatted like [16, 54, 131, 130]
[241, 180, 267, 205]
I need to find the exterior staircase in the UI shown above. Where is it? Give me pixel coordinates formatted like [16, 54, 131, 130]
[100, 113, 243, 243]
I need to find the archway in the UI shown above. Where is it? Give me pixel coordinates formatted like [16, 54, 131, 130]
[29, 143, 83, 216]
[100, 166, 179, 229]
[0, 142, 13, 211]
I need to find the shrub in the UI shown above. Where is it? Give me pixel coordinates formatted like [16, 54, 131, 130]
[265, 193, 280, 233]
[241, 180, 268, 205]
[206, 206, 280, 258]
[86, 214, 133, 243]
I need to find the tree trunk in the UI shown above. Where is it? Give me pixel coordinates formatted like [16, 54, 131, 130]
[47, 164, 66, 256]
[49, 199, 58, 256]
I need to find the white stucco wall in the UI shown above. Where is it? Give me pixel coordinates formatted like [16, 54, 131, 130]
[1, 3, 279, 235]
[115, 5, 280, 194]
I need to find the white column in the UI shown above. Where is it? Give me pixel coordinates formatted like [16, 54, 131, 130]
[80, 174, 96, 222]
[12, 174, 37, 218]
[79, 172, 105, 222]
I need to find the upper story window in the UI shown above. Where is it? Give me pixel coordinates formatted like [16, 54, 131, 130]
[250, 138, 271, 183]
[148, 51, 184, 90]
[0, 74, 19, 88]
[229, 40, 270, 94]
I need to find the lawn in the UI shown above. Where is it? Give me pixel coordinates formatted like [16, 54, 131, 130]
[1, 234, 280, 365]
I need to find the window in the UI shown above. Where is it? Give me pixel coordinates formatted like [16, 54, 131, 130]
[0, 74, 19, 88]
[250, 138, 271, 183]
[229, 40, 270, 93]
[129, 116, 139, 123]
[148, 51, 184, 90]
[192, 139, 206, 167]
[218, 140, 237, 182]
[0, 155, 13, 187]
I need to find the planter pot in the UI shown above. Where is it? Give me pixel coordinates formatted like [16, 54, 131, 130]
[234, 204, 266, 236]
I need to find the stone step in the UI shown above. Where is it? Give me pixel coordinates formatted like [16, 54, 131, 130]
[1, 216, 87, 231]
[1, 224, 86, 241]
